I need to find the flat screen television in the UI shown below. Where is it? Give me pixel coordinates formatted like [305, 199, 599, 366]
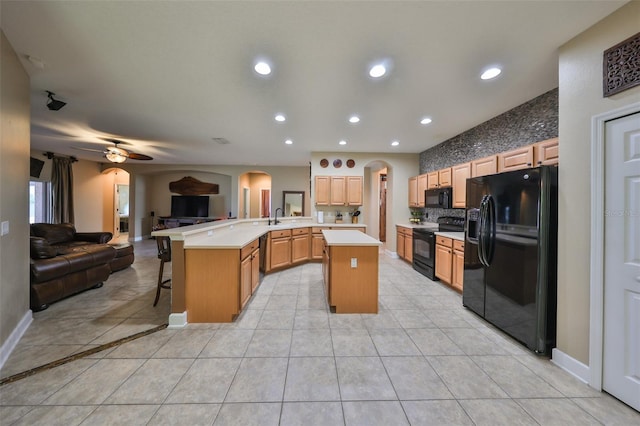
[171, 195, 209, 218]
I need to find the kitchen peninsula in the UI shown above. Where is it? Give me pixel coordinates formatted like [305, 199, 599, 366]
[152, 218, 367, 325]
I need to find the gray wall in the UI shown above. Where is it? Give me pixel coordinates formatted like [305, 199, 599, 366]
[418, 88, 558, 222]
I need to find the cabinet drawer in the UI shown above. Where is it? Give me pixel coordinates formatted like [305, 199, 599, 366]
[270, 229, 291, 239]
[453, 239, 464, 252]
[436, 236, 453, 247]
[396, 226, 411, 236]
[241, 239, 259, 259]
[292, 227, 310, 236]
[312, 227, 326, 234]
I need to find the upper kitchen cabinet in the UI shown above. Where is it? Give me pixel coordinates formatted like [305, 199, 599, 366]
[498, 145, 534, 173]
[315, 175, 362, 206]
[534, 137, 559, 166]
[471, 155, 498, 177]
[418, 174, 428, 206]
[408, 176, 418, 207]
[427, 167, 452, 189]
[451, 162, 471, 208]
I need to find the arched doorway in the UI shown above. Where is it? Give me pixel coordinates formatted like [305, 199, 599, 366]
[238, 171, 272, 218]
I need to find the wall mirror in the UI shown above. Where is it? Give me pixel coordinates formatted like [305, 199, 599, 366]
[283, 191, 304, 217]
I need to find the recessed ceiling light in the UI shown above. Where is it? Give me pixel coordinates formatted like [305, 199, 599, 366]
[285, 139, 293, 145]
[339, 140, 347, 145]
[349, 115, 360, 124]
[254, 61, 271, 75]
[420, 117, 432, 125]
[369, 64, 386, 78]
[275, 114, 286, 122]
[481, 67, 502, 80]
[391, 140, 400, 147]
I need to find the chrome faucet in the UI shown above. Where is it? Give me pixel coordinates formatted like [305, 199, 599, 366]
[274, 207, 283, 225]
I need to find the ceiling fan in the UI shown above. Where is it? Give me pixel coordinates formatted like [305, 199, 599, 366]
[74, 139, 153, 163]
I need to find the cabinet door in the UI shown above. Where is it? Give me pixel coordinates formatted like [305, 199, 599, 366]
[240, 255, 252, 308]
[315, 176, 330, 205]
[322, 243, 330, 302]
[427, 171, 439, 189]
[251, 249, 260, 293]
[311, 233, 324, 259]
[438, 167, 452, 187]
[270, 237, 291, 269]
[292, 234, 310, 263]
[397, 230, 405, 259]
[330, 176, 347, 205]
[346, 176, 363, 206]
[417, 174, 428, 207]
[452, 247, 464, 292]
[435, 243, 452, 283]
[472, 155, 498, 177]
[534, 138, 559, 166]
[404, 234, 413, 263]
[498, 145, 534, 172]
[452, 163, 471, 208]
[408, 176, 418, 207]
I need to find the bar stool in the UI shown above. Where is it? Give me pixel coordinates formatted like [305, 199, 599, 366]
[153, 236, 172, 307]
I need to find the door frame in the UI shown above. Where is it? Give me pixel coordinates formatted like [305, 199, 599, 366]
[589, 101, 640, 390]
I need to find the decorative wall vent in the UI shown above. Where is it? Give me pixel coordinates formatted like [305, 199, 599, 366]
[603, 32, 640, 97]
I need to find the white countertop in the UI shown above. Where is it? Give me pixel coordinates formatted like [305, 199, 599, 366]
[322, 230, 382, 246]
[435, 231, 465, 241]
[396, 223, 439, 230]
[156, 218, 366, 249]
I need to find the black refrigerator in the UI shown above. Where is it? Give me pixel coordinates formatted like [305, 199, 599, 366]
[463, 166, 558, 355]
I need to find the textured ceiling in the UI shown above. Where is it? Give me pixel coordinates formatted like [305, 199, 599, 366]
[1, 1, 627, 166]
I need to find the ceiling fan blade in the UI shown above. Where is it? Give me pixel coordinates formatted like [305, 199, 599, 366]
[127, 152, 153, 161]
[72, 146, 107, 153]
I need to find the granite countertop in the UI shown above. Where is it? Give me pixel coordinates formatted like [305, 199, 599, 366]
[322, 230, 382, 246]
[434, 231, 465, 241]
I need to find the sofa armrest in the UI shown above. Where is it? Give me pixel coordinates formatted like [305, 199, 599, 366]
[75, 232, 113, 244]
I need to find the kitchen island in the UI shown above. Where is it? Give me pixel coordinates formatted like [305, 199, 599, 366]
[322, 230, 382, 314]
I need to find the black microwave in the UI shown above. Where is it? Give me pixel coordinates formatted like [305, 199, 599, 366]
[424, 187, 452, 209]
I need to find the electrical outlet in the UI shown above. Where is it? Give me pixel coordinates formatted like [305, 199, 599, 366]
[351, 258, 357, 268]
[207, 230, 213, 236]
[1, 221, 8, 236]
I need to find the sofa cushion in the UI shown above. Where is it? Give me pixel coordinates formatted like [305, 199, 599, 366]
[31, 223, 76, 245]
[30, 237, 57, 259]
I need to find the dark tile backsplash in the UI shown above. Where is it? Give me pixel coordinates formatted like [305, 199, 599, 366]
[417, 88, 558, 223]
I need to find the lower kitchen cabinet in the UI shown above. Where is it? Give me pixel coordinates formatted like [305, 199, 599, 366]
[435, 236, 453, 284]
[451, 239, 464, 292]
[396, 225, 413, 262]
[291, 227, 310, 264]
[267, 229, 292, 271]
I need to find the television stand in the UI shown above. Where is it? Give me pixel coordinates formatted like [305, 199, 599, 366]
[157, 216, 222, 229]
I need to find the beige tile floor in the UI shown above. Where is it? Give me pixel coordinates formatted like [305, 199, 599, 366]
[1, 238, 638, 425]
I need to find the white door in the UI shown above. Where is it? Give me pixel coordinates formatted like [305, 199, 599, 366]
[603, 111, 640, 411]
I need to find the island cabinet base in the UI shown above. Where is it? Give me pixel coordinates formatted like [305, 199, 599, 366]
[185, 249, 240, 323]
[325, 245, 379, 314]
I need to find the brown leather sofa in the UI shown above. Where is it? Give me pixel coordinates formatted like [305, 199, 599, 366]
[29, 223, 116, 311]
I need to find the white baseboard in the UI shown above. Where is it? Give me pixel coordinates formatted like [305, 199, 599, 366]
[551, 348, 590, 384]
[168, 311, 187, 329]
[0, 310, 33, 370]
[385, 249, 399, 259]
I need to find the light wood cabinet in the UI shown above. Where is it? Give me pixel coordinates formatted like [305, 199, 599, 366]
[451, 240, 464, 292]
[498, 145, 534, 172]
[471, 155, 498, 177]
[240, 238, 260, 307]
[417, 174, 428, 207]
[315, 175, 363, 206]
[250, 247, 260, 293]
[452, 162, 471, 208]
[435, 236, 453, 284]
[427, 168, 452, 189]
[408, 176, 419, 207]
[269, 229, 292, 270]
[396, 226, 413, 262]
[534, 137, 559, 166]
[427, 171, 439, 189]
[291, 227, 310, 264]
[311, 227, 324, 260]
[240, 255, 252, 308]
[315, 176, 331, 206]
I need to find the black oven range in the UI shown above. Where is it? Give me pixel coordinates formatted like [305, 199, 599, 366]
[412, 216, 464, 280]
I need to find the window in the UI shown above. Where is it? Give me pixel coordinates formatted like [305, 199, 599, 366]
[29, 180, 51, 223]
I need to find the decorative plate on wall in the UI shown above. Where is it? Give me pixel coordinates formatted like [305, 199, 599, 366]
[333, 159, 342, 168]
[346, 159, 355, 168]
[320, 158, 329, 168]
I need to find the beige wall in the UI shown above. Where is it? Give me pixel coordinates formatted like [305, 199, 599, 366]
[0, 31, 31, 350]
[557, 1, 640, 364]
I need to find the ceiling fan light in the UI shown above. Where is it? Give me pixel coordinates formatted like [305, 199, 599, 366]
[106, 147, 127, 163]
